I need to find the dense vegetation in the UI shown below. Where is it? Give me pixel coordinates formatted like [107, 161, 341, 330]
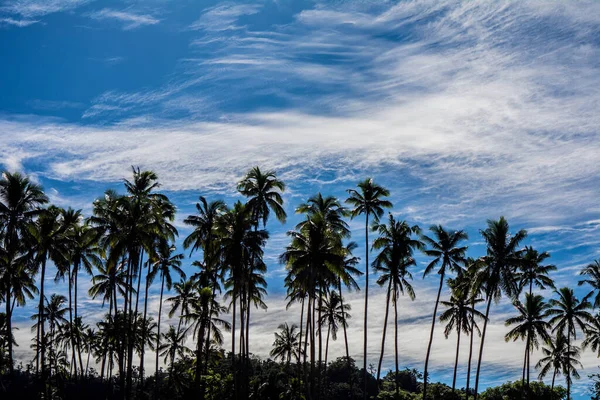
[0, 167, 598, 400]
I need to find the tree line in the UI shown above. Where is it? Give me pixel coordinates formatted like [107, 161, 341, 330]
[0, 167, 599, 400]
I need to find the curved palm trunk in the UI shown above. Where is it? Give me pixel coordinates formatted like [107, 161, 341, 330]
[363, 213, 369, 400]
[452, 318, 461, 392]
[154, 272, 165, 399]
[204, 283, 218, 373]
[298, 296, 305, 367]
[550, 369, 556, 400]
[526, 342, 530, 400]
[423, 272, 445, 398]
[376, 280, 392, 384]
[338, 279, 350, 362]
[324, 323, 331, 368]
[473, 293, 493, 400]
[466, 300, 476, 399]
[393, 289, 399, 395]
[567, 330, 571, 400]
[140, 261, 151, 385]
[74, 265, 84, 374]
[521, 343, 527, 400]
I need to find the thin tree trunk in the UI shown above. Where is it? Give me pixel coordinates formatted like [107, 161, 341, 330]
[521, 343, 527, 400]
[74, 265, 84, 374]
[363, 213, 369, 400]
[140, 260, 150, 386]
[154, 272, 165, 399]
[423, 273, 445, 398]
[38, 258, 47, 381]
[551, 369, 556, 400]
[376, 280, 392, 383]
[473, 294, 493, 400]
[204, 283, 218, 373]
[338, 279, 350, 362]
[318, 291, 323, 400]
[325, 323, 331, 368]
[5, 284, 13, 374]
[298, 296, 305, 366]
[567, 330, 571, 400]
[232, 294, 237, 400]
[68, 264, 78, 379]
[466, 300, 476, 399]
[452, 318, 461, 392]
[393, 289, 399, 395]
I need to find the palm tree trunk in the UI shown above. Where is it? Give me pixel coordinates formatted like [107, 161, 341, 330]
[363, 213, 369, 400]
[452, 319, 461, 392]
[246, 298, 250, 358]
[423, 272, 445, 399]
[567, 330, 571, 400]
[551, 369, 556, 400]
[526, 344, 530, 400]
[37, 258, 47, 381]
[521, 343, 527, 399]
[325, 323, 331, 368]
[298, 296, 305, 367]
[473, 293, 494, 400]
[155, 272, 165, 399]
[232, 294, 237, 400]
[86, 344, 91, 376]
[376, 280, 392, 384]
[140, 261, 151, 385]
[5, 284, 13, 374]
[393, 289, 399, 395]
[338, 279, 350, 362]
[68, 264, 78, 379]
[466, 301, 476, 399]
[204, 282, 218, 373]
[74, 265, 84, 374]
[318, 291, 323, 400]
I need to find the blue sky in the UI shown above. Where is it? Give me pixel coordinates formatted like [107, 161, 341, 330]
[2, 0, 600, 397]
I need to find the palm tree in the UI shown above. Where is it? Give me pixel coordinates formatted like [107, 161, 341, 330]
[26, 206, 68, 378]
[439, 278, 485, 393]
[372, 214, 421, 393]
[318, 291, 350, 366]
[237, 166, 287, 228]
[0, 171, 48, 372]
[582, 314, 600, 356]
[149, 242, 184, 394]
[346, 178, 392, 398]
[157, 325, 191, 379]
[518, 246, 556, 296]
[270, 322, 300, 364]
[421, 225, 468, 397]
[167, 278, 196, 336]
[536, 331, 582, 399]
[547, 287, 593, 400]
[31, 294, 69, 376]
[337, 242, 361, 362]
[578, 260, 600, 308]
[504, 293, 552, 396]
[474, 217, 526, 399]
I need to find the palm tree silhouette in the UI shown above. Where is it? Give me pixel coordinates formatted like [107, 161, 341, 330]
[578, 260, 600, 308]
[346, 178, 392, 399]
[474, 217, 526, 399]
[270, 322, 300, 365]
[0, 171, 48, 373]
[318, 291, 350, 366]
[536, 331, 582, 399]
[421, 225, 468, 398]
[547, 287, 593, 400]
[504, 293, 551, 396]
[518, 246, 556, 296]
[372, 214, 421, 394]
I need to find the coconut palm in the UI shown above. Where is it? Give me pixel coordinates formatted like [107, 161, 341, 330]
[421, 225, 468, 397]
[337, 242, 362, 361]
[0, 171, 48, 372]
[440, 278, 485, 393]
[149, 242, 184, 393]
[504, 293, 552, 396]
[296, 193, 349, 238]
[518, 246, 556, 297]
[536, 331, 582, 399]
[578, 260, 600, 308]
[318, 291, 350, 366]
[473, 217, 527, 399]
[270, 322, 300, 364]
[31, 294, 69, 376]
[547, 287, 593, 400]
[582, 314, 600, 356]
[346, 178, 392, 397]
[157, 325, 191, 379]
[26, 206, 68, 378]
[237, 166, 287, 228]
[372, 214, 422, 393]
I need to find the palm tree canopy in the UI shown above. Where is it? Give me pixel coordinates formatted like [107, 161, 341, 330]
[504, 293, 552, 350]
[547, 287, 593, 339]
[345, 178, 392, 222]
[237, 166, 286, 227]
[421, 225, 468, 278]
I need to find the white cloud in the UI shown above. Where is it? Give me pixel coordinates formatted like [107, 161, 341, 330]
[1, 0, 92, 18]
[88, 8, 160, 30]
[190, 3, 262, 31]
[0, 16, 37, 26]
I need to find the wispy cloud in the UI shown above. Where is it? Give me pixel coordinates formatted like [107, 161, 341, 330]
[190, 3, 262, 31]
[0, 16, 38, 26]
[88, 8, 160, 30]
[1, 0, 92, 18]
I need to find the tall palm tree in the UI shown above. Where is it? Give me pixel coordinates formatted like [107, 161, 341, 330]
[157, 325, 191, 379]
[0, 171, 48, 372]
[337, 242, 361, 362]
[149, 242, 184, 393]
[167, 278, 196, 337]
[582, 314, 600, 356]
[31, 294, 69, 377]
[346, 178, 392, 398]
[474, 217, 526, 399]
[270, 322, 300, 364]
[440, 278, 485, 393]
[536, 331, 582, 399]
[518, 246, 556, 296]
[26, 206, 68, 379]
[318, 291, 350, 366]
[237, 166, 287, 228]
[547, 287, 593, 400]
[421, 225, 468, 397]
[578, 260, 600, 308]
[372, 214, 421, 393]
[504, 293, 552, 396]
